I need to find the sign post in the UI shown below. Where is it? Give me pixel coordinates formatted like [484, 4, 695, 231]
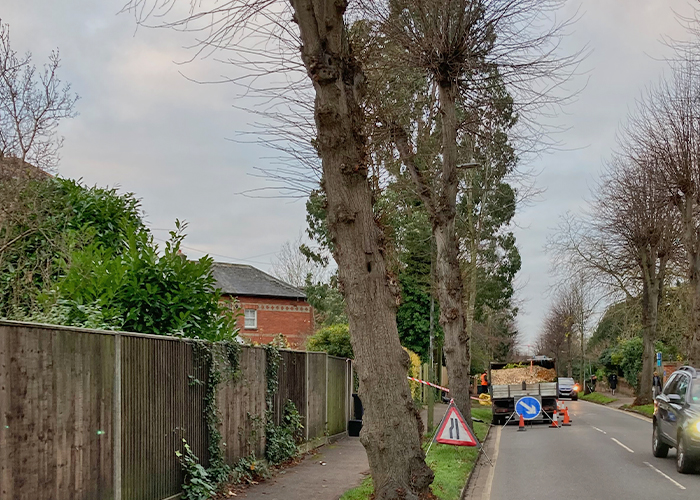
[426, 400, 493, 467]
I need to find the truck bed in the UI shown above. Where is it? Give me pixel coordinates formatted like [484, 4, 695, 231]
[492, 382, 557, 399]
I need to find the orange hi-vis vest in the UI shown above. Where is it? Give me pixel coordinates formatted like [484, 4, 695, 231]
[481, 373, 488, 386]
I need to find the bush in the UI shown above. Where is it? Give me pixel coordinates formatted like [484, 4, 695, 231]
[52, 221, 237, 340]
[265, 400, 304, 465]
[307, 324, 353, 358]
[405, 347, 422, 404]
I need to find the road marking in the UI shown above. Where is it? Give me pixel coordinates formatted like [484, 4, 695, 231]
[611, 438, 634, 453]
[592, 426, 607, 434]
[482, 425, 501, 500]
[644, 462, 686, 490]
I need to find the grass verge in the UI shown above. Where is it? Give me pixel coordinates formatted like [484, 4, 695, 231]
[620, 403, 654, 417]
[340, 407, 492, 500]
[580, 392, 617, 405]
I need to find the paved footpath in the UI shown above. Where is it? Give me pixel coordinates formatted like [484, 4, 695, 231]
[239, 404, 450, 500]
[239, 437, 369, 500]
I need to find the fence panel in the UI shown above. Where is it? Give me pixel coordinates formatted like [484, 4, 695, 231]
[326, 357, 348, 436]
[273, 350, 307, 427]
[306, 352, 327, 440]
[0, 323, 115, 500]
[218, 346, 266, 461]
[0, 320, 352, 500]
[120, 336, 207, 500]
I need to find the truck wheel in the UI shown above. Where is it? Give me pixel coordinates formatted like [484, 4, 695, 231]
[491, 415, 501, 425]
[652, 423, 669, 458]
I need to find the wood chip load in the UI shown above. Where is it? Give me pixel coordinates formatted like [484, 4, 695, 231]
[491, 366, 557, 385]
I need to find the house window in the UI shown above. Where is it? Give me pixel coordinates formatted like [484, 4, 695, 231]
[244, 309, 257, 329]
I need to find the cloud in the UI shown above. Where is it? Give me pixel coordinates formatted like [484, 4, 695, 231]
[4, 0, 699, 347]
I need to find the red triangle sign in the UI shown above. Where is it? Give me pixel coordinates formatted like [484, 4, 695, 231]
[434, 402, 478, 446]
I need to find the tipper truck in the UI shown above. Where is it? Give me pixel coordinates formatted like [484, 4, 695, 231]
[489, 356, 558, 425]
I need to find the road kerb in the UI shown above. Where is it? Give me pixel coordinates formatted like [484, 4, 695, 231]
[460, 422, 496, 500]
[578, 399, 651, 422]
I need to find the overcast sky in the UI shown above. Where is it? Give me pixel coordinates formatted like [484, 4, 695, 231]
[3, 1, 698, 346]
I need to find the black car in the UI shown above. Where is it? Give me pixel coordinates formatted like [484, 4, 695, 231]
[652, 366, 700, 473]
[557, 377, 579, 400]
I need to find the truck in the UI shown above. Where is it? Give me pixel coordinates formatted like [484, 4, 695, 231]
[489, 357, 558, 425]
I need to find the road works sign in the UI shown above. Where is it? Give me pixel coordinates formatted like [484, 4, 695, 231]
[515, 396, 542, 420]
[435, 402, 478, 446]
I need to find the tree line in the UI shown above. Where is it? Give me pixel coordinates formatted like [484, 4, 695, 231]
[548, 14, 700, 405]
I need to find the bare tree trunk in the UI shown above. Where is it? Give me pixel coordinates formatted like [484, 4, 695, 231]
[636, 278, 657, 405]
[635, 247, 667, 406]
[690, 257, 700, 364]
[290, 1, 433, 497]
[434, 81, 473, 426]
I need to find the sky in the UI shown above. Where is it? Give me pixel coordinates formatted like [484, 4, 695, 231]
[3, 0, 698, 346]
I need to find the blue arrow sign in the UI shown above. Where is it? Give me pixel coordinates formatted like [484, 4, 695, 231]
[515, 396, 542, 420]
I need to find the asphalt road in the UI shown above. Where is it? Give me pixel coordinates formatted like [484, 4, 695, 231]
[489, 400, 700, 500]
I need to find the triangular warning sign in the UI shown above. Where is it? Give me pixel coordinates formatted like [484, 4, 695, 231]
[434, 402, 478, 447]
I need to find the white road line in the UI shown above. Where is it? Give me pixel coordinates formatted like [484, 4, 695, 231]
[592, 426, 607, 434]
[482, 425, 501, 500]
[611, 438, 634, 453]
[644, 462, 686, 490]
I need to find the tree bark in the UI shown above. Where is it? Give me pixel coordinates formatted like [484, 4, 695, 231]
[290, 1, 433, 498]
[435, 81, 472, 426]
[635, 249, 666, 406]
[636, 278, 656, 405]
[690, 256, 700, 364]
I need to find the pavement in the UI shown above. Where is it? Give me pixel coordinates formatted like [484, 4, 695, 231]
[476, 400, 700, 500]
[596, 389, 635, 409]
[236, 402, 457, 500]
[237, 437, 369, 500]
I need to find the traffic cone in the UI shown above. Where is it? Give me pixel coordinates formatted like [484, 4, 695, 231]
[562, 407, 571, 426]
[518, 413, 526, 431]
[549, 408, 559, 428]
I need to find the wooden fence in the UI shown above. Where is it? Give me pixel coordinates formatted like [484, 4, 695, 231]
[0, 320, 353, 500]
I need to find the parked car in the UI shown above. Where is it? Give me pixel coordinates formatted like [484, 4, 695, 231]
[652, 366, 700, 473]
[557, 377, 579, 400]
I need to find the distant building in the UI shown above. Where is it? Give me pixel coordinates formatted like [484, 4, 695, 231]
[211, 262, 314, 348]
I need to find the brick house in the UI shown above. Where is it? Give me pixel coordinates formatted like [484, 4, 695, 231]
[212, 262, 314, 348]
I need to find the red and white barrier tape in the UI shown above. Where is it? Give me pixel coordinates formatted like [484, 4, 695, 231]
[407, 376, 487, 401]
[407, 376, 450, 393]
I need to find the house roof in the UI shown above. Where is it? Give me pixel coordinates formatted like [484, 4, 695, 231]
[211, 262, 306, 300]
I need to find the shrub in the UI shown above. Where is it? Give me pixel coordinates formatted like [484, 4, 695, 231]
[307, 324, 353, 358]
[265, 400, 304, 465]
[404, 347, 422, 404]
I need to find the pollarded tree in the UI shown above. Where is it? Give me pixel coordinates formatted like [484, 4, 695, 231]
[360, 0, 579, 424]
[122, 2, 434, 498]
[550, 153, 681, 403]
[625, 55, 700, 365]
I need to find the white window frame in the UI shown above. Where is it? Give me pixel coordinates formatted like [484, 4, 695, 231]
[244, 308, 257, 329]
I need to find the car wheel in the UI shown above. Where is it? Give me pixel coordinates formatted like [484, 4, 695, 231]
[652, 423, 669, 458]
[572, 395, 578, 401]
[676, 434, 695, 473]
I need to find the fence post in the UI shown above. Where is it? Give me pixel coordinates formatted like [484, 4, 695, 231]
[325, 353, 329, 443]
[305, 351, 310, 443]
[113, 333, 122, 500]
